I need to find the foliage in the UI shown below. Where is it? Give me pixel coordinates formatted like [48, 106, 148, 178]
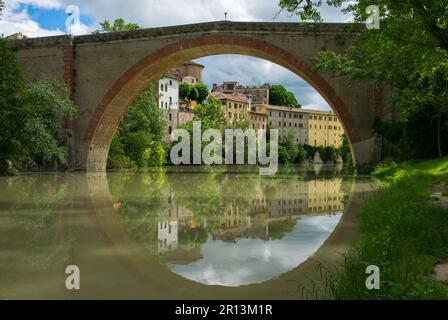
[304, 144, 340, 163]
[324, 158, 448, 299]
[268, 84, 301, 108]
[279, 0, 448, 160]
[179, 82, 191, 100]
[0, 1, 4, 19]
[280, 130, 307, 164]
[0, 39, 76, 173]
[192, 95, 227, 130]
[107, 85, 167, 168]
[93, 18, 141, 33]
[179, 82, 209, 104]
[339, 134, 352, 165]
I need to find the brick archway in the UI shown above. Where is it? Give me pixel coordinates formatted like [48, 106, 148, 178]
[84, 34, 362, 170]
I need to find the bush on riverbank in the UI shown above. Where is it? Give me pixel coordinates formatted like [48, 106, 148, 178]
[0, 38, 76, 174]
[326, 158, 448, 299]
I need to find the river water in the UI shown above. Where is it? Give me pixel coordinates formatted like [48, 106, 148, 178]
[0, 166, 378, 299]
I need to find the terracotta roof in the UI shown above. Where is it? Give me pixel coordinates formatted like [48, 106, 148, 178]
[267, 105, 335, 115]
[249, 111, 268, 117]
[211, 91, 248, 104]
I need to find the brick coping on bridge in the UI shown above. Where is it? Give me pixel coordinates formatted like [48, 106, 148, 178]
[8, 21, 364, 49]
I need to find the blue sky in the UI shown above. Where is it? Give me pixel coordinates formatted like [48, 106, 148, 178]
[0, 0, 354, 110]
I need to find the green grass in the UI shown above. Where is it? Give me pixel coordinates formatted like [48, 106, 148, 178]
[325, 158, 448, 299]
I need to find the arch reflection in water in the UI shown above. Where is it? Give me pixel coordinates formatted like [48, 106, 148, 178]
[110, 170, 348, 287]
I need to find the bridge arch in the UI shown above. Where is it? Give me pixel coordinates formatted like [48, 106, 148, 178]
[84, 34, 362, 171]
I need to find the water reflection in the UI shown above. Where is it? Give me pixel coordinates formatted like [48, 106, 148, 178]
[139, 175, 347, 286]
[0, 167, 378, 299]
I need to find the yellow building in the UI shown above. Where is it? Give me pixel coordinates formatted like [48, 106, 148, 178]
[210, 91, 250, 123]
[306, 109, 344, 148]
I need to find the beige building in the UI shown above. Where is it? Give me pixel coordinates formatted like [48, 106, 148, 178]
[212, 82, 269, 108]
[249, 107, 268, 133]
[210, 91, 250, 123]
[166, 61, 204, 83]
[267, 105, 309, 144]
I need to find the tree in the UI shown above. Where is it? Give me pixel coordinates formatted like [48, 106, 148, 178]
[108, 85, 167, 168]
[179, 82, 191, 100]
[279, 0, 448, 159]
[193, 96, 227, 130]
[179, 82, 209, 104]
[195, 83, 209, 104]
[0, 1, 4, 18]
[94, 18, 141, 33]
[0, 39, 76, 173]
[268, 84, 301, 108]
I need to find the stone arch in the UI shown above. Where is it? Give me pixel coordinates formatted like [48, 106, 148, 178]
[84, 35, 362, 170]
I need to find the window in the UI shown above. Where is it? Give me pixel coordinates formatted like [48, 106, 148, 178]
[165, 84, 168, 91]
[299, 115, 303, 119]
[169, 97, 172, 105]
[169, 80, 172, 86]
[169, 113, 172, 121]
[168, 127, 172, 134]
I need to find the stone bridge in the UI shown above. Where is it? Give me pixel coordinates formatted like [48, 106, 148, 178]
[9, 21, 388, 170]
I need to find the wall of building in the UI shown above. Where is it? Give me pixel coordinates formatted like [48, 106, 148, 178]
[158, 77, 179, 110]
[308, 111, 344, 148]
[267, 106, 309, 144]
[236, 86, 269, 107]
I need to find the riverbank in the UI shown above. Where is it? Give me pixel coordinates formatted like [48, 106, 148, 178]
[326, 158, 448, 299]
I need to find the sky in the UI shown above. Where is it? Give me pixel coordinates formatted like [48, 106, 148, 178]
[172, 214, 342, 286]
[0, 0, 354, 110]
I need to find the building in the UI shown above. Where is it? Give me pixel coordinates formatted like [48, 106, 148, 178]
[267, 105, 309, 144]
[158, 76, 179, 110]
[212, 82, 269, 108]
[6, 32, 28, 40]
[170, 61, 204, 84]
[266, 105, 344, 147]
[249, 106, 268, 133]
[158, 61, 205, 139]
[210, 91, 250, 123]
[306, 109, 344, 148]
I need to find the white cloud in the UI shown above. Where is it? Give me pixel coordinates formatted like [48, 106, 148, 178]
[0, 3, 63, 37]
[0, 0, 345, 110]
[197, 55, 331, 110]
[1, 0, 91, 36]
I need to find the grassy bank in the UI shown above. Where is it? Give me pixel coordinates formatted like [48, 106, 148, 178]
[327, 158, 448, 299]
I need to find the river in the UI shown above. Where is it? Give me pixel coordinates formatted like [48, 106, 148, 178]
[0, 165, 378, 299]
